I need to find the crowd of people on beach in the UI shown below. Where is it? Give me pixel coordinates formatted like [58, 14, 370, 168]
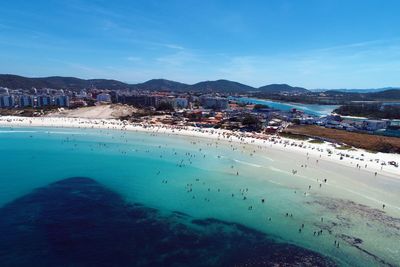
[1, 115, 400, 262]
[0, 116, 398, 178]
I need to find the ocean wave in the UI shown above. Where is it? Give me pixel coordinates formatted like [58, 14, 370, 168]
[233, 159, 262, 168]
[261, 155, 274, 162]
[45, 131, 89, 135]
[267, 180, 284, 186]
[0, 130, 38, 134]
[269, 166, 290, 174]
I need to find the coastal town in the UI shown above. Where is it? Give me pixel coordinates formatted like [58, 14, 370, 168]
[2, 81, 399, 265]
[1, 85, 399, 139]
[3, 1, 400, 266]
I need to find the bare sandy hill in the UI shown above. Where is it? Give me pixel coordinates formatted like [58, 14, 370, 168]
[46, 104, 136, 119]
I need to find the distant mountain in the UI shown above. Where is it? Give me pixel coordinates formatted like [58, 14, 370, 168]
[370, 89, 400, 99]
[189, 79, 256, 93]
[5, 74, 398, 98]
[0, 75, 256, 93]
[258, 84, 309, 93]
[132, 79, 189, 91]
[0, 74, 55, 89]
[0, 74, 310, 94]
[0, 74, 129, 91]
[323, 89, 400, 100]
[2, 74, 400, 98]
[322, 88, 400, 93]
[323, 90, 351, 95]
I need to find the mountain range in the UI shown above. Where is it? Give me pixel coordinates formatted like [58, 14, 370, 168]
[313, 88, 400, 93]
[0, 74, 399, 97]
[0, 74, 308, 94]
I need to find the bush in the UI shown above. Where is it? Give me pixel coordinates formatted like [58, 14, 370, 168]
[253, 104, 269, 110]
[242, 114, 260, 126]
[292, 118, 301, 125]
[156, 102, 174, 111]
[242, 114, 262, 130]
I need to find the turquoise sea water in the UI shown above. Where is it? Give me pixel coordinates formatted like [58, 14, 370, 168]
[0, 126, 399, 266]
[233, 97, 339, 116]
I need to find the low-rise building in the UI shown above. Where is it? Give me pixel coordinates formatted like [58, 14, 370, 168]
[362, 120, 388, 131]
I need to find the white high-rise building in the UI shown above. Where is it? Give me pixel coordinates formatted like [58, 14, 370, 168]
[96, 93, 112, 103]
[0, 95, 15, 108]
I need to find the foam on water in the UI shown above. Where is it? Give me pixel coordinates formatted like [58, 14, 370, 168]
[233, 159, 262, 168]
[0, 130, 38, 133]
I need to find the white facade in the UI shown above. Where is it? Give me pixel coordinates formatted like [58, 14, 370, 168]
[175, 98, 188, 108]
[19, 95, 33, 107]
[96, 93, 112, 102]
[55, 95, 70, 107]
[0, 95, 14, 108]
[200, 97, 229, 110]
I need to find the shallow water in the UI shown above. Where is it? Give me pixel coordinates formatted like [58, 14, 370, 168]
[0, 177, 336, 267]
[0, 127, 399, 266]
[231, 97, 339, 116]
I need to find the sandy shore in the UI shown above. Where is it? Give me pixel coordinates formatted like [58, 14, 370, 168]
[2, 115, 399, 267]
[0, 115, 399, 179]
[46, 104, 136, 119]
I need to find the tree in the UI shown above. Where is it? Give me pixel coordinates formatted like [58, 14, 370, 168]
[292, 118, 301, 125]
[242, 114, 262, 130]
[253, 104, 269, 110]
[156, 102, 174, 111]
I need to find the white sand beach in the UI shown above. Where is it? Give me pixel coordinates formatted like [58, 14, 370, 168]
[0, 115, 399, 179]
[1, 115, 400, 266]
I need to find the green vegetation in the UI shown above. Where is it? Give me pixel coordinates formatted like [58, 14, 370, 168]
[292, 118, 301, 125]
[241, 114, 262, 130]
[308, 139, 324, 144]
[279, 132, 309, 141]
[253, 104, 269, 110]
[334, 103, 400, 119]
[0, 106, 61, 117]
[254, 89, 400, 105]
[336, 145, 354, 150]
[284, 125, 400, 154]
[156, 102, 174, 111]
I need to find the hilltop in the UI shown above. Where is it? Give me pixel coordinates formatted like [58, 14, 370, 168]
[1, 74, 399, 101]
[0, 74, 307, 94]
[258, 84, 308, 93]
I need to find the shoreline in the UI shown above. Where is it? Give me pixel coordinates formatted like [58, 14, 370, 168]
[1, 115, 400, 266]
[232, 96, 339, 116]
[0, 115, 399, 179]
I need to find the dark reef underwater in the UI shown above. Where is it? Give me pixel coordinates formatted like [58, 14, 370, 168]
[0, 177, 337, 267]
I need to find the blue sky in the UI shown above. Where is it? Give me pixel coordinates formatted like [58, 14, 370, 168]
[0, 0, 400, 88]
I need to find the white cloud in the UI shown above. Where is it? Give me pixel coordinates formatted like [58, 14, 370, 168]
[126, 56, 141, 62]
[163, 44, 185, 50]
[210, 39, 400, 88]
